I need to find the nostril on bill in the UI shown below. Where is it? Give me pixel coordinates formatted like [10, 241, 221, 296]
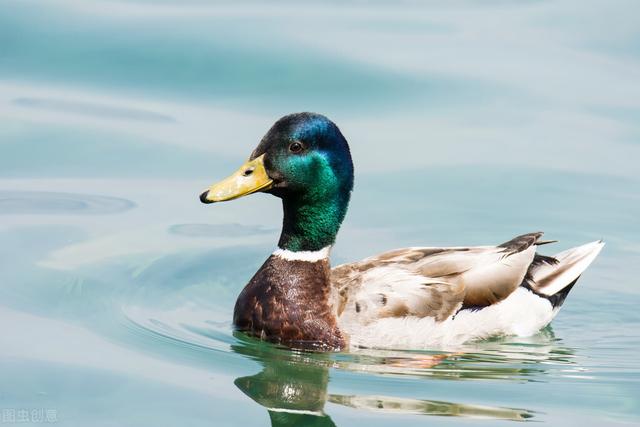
[242, 167, 254, 177]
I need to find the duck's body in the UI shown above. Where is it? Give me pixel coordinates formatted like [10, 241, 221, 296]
[201, 113, 603, 351]
[333, 236, 602, 349]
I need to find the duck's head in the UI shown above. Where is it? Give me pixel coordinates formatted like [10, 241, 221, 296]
[200, 113, 354, 252]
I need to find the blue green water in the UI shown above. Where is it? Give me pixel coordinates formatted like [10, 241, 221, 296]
[1, 1, 639, 425]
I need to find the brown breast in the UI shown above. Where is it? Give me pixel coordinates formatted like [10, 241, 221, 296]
[233, 255, 345, 351]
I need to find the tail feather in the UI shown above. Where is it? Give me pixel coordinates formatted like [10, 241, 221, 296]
[530, 240, 604, 297]
[546, 276, 579, 309]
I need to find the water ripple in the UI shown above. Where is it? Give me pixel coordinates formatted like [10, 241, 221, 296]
[13, 97, 175, 123]
[0, 191, 135, 215]
[168, 223, 275, 238]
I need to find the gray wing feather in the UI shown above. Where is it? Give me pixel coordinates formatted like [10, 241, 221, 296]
[332, 233, 544, 323]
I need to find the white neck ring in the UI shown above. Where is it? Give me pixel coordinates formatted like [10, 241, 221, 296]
[272, 246, 331, 262]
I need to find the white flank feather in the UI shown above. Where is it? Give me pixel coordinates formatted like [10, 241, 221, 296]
[343, 288, 554, 350]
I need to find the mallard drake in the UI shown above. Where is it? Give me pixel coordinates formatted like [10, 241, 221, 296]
[200, 113, 603, 351]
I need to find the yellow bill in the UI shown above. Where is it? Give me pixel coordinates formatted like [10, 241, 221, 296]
[200, 154, 273, 203]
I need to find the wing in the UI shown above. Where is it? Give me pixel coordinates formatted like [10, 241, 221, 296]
[332, 232, 544, 324]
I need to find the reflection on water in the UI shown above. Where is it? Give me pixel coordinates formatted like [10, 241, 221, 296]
[231, 334, 538, 425]
[329, 395, 533, 421]
[233, 340, 333, 426]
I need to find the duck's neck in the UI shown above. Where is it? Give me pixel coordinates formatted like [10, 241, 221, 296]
[277, 192, 349, 253]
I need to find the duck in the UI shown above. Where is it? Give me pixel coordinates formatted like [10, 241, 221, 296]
[199, 112, 604, 351]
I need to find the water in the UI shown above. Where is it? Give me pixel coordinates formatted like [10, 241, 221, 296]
[1, 1, 639, 425]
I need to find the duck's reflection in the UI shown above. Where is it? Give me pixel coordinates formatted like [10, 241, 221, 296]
[328, 395, 533, 420]
[233, 339, 336, 426]
[229, 332, 566, 425]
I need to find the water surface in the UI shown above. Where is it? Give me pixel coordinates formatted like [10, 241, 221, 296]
[1, 1, 639, 426]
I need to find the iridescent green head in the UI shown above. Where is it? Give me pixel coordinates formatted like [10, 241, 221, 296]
[201, 113, 354, 252]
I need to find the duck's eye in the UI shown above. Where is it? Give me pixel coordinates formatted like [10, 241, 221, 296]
[289, 141, 304, 154]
